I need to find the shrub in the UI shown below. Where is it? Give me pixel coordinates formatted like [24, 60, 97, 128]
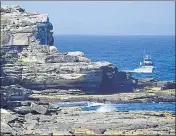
[16, 59, 25, 65]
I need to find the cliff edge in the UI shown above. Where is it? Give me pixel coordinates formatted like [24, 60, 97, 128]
[1, 5, 136, 94]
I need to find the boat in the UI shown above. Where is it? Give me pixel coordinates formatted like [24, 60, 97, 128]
[133, 53, 155, 73]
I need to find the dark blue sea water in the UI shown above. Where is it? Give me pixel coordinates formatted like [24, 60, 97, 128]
[55, 35, 175, 81]
[82, 102, 176, 114]
[57, 101, 176, 114]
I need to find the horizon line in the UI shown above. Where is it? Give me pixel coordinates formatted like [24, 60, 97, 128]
[53, 34, 175, 36]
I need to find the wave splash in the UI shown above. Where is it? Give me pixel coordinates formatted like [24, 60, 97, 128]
[87, 102, 104, 107]
[97, 104, 116, 112]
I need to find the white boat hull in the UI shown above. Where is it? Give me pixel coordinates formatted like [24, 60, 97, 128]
[133, 66, 154, 73]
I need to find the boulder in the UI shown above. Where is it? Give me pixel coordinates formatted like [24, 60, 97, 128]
[31, 102, 48, 114]
[1, 122, 14, 135]
[49, 46, 58, 53]
[25, 113, 39, 122]
[13, 106, 33, 114]
[1, 112, 18, 123]
[161, 82, 176, 90]
[24, 120, 38, 130]
[92, 129, 106, 134]
[78, 56, 91, 62]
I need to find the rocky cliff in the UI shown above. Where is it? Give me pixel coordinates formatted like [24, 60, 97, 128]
[1, 5, 136, 94]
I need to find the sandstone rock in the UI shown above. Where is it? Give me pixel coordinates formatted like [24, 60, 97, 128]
[13, 106, 33, 114]
[1, 5, 53, 47]
[49, 46, 58, 53]
[25, 113, 39, 122]
[24, 120, 38, 130]
[1, 112, 18, 123]
[92, 129, 106, 134]
[1, 122, 14, 135]
[74, 128, 95, 135]
[49, 103, 59, 109]
[31, 102, 48, 114]
[78, 56, 91, 62]
[58, 107, 82, 114]
[1, 5, 25, 13]
[1, 5, 137, 95]
[45, 54, 79, 63]
[52, 131, 73, 135]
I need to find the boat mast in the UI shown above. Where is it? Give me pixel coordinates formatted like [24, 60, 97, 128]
[143, 49, 146, 58]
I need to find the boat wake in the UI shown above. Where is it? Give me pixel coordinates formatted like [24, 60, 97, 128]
[124, 51, 155, 74]
[124, 68, 153, 73]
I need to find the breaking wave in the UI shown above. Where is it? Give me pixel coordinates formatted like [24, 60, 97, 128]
[97, 104, 116, 112]
[87, 102, 104, 107]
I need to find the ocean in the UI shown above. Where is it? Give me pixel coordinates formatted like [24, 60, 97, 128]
[57, 101, 176, 114]
[55, 35, 175, 81]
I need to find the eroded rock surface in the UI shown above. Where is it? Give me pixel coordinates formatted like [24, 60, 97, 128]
[1, 5, 136, 95]
[1, 110, 175, 135]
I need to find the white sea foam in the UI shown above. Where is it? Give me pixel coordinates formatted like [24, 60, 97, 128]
[87, 102, 104, 107]
[97, 104, 116, 112]
[124, 67, 153, 73]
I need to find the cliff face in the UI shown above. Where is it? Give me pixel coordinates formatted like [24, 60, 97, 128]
[1, 5, 54, 46]
[1, 5, 136, 94]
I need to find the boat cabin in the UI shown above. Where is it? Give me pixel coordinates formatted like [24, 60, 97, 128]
[143, 55, 153, 66]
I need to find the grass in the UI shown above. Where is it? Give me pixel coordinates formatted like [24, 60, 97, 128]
[16, 59, 25, 65]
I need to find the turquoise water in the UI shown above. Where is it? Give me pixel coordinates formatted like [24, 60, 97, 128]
[57, 101, 176, 114]
[55, 35, 175, 81]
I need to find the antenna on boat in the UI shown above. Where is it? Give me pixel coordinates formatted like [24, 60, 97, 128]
[143, 49, 146, 58]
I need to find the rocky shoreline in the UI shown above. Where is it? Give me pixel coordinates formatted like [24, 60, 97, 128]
[2, 108, 175, 135]
[1, 5, 176, 136]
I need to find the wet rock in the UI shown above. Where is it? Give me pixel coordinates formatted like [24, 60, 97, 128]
[49, 103, 59, 109]
[161, 82, 176, 90]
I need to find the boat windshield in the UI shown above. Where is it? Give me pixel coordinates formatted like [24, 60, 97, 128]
[144, 58, 151, 61]
[144, 55, 151, 61]
[144, 63, 153, 66]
